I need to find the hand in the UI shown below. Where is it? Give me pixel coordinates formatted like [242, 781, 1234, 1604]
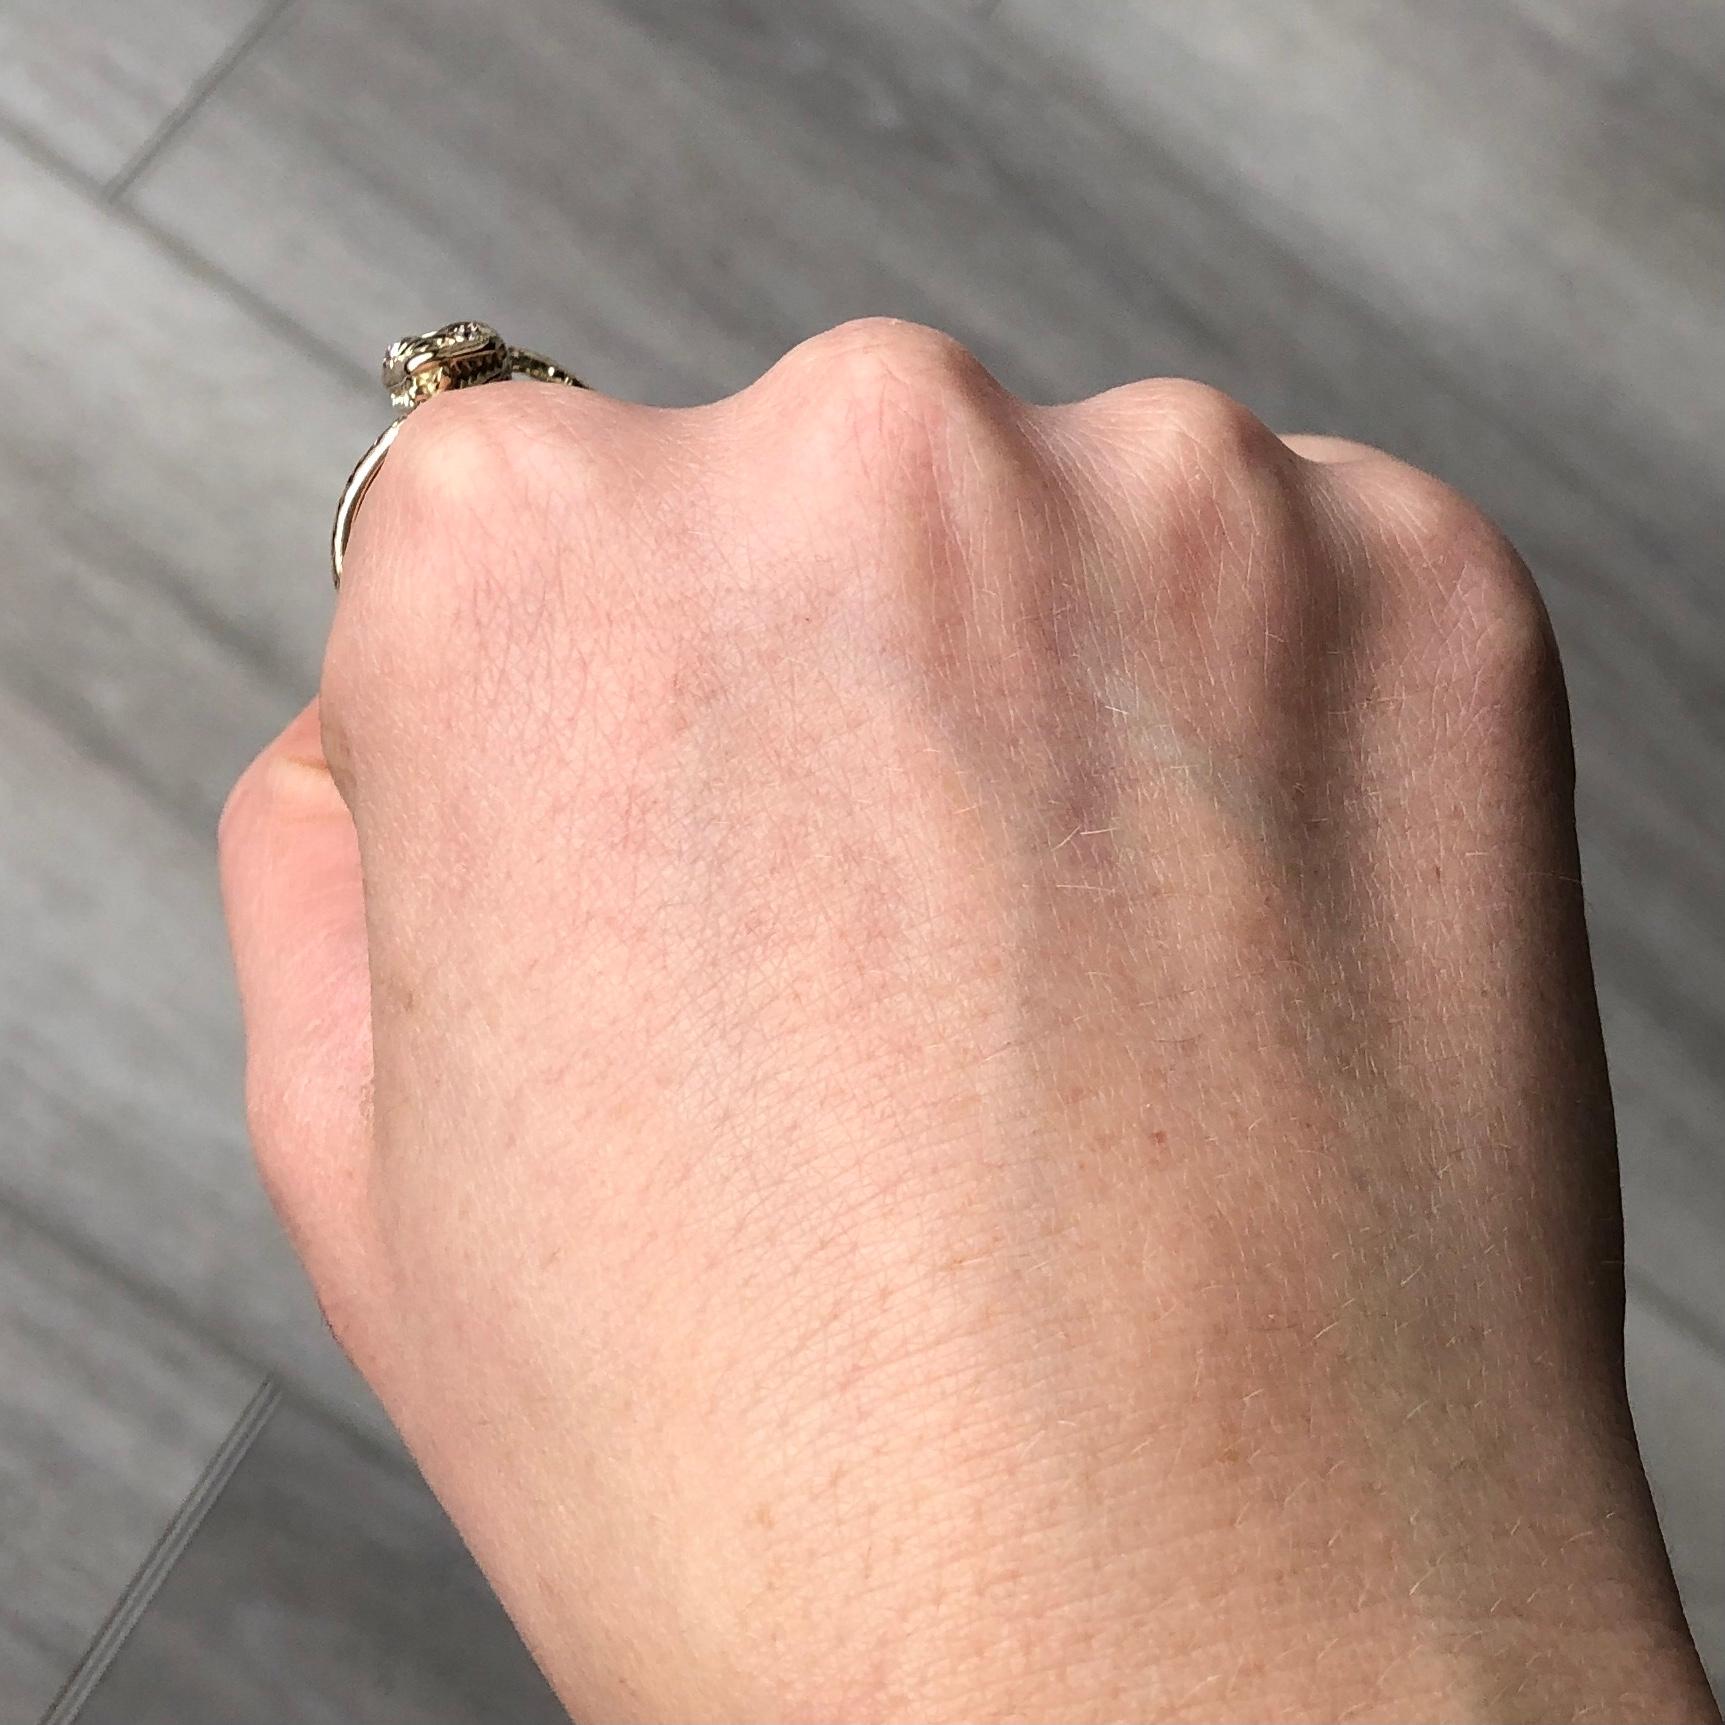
[221, 320, 1716, 1722]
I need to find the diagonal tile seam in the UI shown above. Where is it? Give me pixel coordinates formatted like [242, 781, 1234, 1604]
[0, 108, 364, 396]
[103, 0, 304, 201]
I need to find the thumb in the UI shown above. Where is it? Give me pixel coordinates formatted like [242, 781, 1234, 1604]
[219, 700, 376, 1321]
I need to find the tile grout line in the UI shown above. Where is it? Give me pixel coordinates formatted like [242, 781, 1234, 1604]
[37, 1380, 283, 1725]
[104, 0, 302, 201]
[0, 109, 366, 394]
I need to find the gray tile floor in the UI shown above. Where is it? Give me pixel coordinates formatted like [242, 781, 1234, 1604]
[65, 1393, 564, 1725]
[1, 0, 1720, 1716]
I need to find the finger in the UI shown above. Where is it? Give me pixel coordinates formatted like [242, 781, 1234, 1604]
[219, 700, 375, 1303]
[1279, 433, 1392, 465]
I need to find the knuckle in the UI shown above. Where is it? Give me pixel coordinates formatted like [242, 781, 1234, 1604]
[364, 386, 556, 608]
[1357, 468, 1563, 727]
[384, 378, 566, 516]
[1069, 380, 1294, 582]
[356, 383, 573, 610]
[743, 327, 1040, 624]
[1376, 466, 1500, 562]
[790, 317, 994, 399]
[768, 318, 1008, 471]
[1448, 537, 1561, 699]
[1084, 377, 1281, 481]
[1385, 473, 1551, 658]
[1149, 378, 1278, 468]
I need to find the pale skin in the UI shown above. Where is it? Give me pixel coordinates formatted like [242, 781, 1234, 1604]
[219, 319, 1718, 1723]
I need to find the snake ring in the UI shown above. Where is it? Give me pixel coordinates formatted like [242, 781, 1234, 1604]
[330, 320, 584, 587]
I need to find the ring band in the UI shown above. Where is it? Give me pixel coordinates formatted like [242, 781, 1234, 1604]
[331, 320, 584, 586]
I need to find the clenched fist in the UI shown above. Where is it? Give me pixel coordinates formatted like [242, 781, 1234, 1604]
[220, 321, 1715, 1723]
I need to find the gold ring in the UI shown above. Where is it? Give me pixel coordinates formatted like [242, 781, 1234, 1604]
[331, 320, 584, 586]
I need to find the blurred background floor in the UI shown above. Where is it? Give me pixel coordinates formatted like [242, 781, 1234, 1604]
[1, 0, 1721, 1717]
